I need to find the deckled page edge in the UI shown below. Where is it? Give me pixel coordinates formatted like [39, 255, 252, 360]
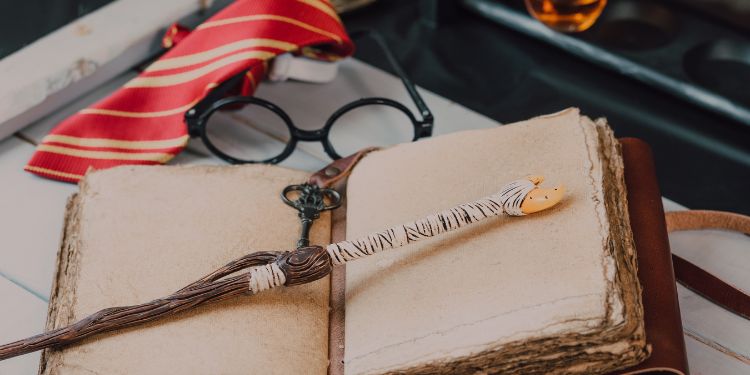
[39, 187, 86, 375]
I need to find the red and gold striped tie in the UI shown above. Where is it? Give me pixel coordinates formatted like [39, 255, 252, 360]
[25, 0, 353, 183]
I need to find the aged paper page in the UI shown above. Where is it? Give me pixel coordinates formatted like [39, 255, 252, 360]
[43, 165, 330, 375]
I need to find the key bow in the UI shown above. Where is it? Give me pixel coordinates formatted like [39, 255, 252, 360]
[282, 183, 342, 248]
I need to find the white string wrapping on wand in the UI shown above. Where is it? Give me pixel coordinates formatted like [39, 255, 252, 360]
[325, 178, 536, 265]
[248, 263, 286, 293]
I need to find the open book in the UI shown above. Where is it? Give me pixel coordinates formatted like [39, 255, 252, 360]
[41, 108, 657, 374]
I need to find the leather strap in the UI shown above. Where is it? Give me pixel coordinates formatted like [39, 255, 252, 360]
[309, 147, 380, 188]
[666, 210, 750, 321]
[666, 210, 750, 233]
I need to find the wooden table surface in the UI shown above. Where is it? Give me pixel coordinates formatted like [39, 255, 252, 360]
[0, 60, 747, 374]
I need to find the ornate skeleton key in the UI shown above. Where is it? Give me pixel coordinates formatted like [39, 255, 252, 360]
[282, 183, 342, 248]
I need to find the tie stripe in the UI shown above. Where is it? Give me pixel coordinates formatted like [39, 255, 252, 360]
[79, 82, 218, 119]
[26, 0, 353, 182]
[25, 166, 85, 180]
[84, 82, 219, 113]
[36, 145, 176, 163]
[125, 51, 275, 88]
[42, 135, 190, 150]
[79, 99, 202, 118]
[144, 39, 296, 72]
[196, 14, 344, 43]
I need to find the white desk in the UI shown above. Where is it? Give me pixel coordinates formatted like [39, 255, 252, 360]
[0, 60, 747, 374]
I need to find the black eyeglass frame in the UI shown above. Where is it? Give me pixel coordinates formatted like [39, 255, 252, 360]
[184, 29, 434, 164]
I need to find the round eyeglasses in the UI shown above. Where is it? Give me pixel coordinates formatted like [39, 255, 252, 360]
[185, 29, 434, 164]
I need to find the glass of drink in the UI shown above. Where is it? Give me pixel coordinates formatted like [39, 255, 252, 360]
[525, 0, 607, 33]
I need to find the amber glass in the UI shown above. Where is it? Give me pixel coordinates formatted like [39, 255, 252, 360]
[525, 0, 607, 33]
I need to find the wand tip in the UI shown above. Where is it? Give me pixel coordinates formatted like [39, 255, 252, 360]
[520, 176, 565, 214]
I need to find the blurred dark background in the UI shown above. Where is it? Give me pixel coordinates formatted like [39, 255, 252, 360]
[0, 0, 114, 58]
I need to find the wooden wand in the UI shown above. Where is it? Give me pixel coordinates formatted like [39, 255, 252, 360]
[0, 176, 563, 361]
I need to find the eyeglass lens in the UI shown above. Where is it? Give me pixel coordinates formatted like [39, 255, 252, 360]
[204, 102, 293, 163]
[326, 102, 414, 157]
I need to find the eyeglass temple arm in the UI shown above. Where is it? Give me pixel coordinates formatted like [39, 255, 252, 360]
[350, 30, 434, 127]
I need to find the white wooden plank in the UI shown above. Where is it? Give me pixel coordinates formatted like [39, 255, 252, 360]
[662, 197, 750, 369]
[0, 137, 77, 299]
[20, 71, 139, 144]
[0, 0, 224, 141]
[672, 230, 750, 362]
[685, 334, 750, 375]
[0, 277, 48, 374]
[679, 285, 750, 366]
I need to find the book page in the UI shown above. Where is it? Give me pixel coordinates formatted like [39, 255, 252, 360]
[343, 108, 640, 374]
[43, 164, 331, 374]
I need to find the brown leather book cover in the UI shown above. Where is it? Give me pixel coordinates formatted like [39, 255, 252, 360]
[614, 138, 689, 375]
